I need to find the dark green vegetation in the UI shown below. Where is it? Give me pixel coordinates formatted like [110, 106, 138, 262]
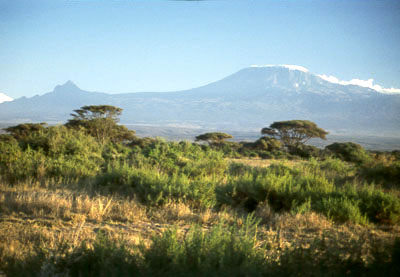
[261, 120, 329, 147]
[1, 105, 399, 276]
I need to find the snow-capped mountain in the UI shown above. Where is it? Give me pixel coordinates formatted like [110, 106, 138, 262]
[0, 93, 13, 104]
[0, 66, 399, 134]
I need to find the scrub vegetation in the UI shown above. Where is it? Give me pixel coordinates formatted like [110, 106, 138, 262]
[0, 105, 399, 276]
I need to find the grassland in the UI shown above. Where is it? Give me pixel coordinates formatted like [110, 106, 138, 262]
[1, 125, 400, 276]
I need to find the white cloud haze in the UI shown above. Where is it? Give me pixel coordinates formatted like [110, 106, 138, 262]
[317, 74, 400, 94]
[0, 93, 13, 104]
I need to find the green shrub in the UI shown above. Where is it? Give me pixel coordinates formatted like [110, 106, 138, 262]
[0, 140, 47, 183]
[315, 197, 369, 225]
[139, 140, 227, 177]
[288, 144, 322, 158]
[141, 215, 267, 276]
[357, 187, 400, 225]
[252, 137, 282, 151]
[359, 161, 400, 188]
[97, 164, 218, 208]
[0, 126, 104, 182]
[325, 142, 371, 164]
[52, 230, 138, 276]
[218, 162, 400, 225]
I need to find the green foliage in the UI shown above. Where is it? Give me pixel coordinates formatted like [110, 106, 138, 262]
[195, 132, 233, 144]
[0, 126, 103, 183]
[325, 142, 372, 164]
[288, 144, 323, 158]
[52, 231, 138, 276]
[96, 141, 227, 207]
[1, 112, 400, 226]
[359, 160, 400, 188]
[217, 161, 400, 225]
[4, 220, 400, 276]
[262, 120, 328, 147]
[317, 197, 369, 225]
[0, 139, 46, 183]
[97, 164, 218, 207]
[139, 140, 227, 177]
[3, 122, 47, 140]
[66, 105, 135, 144]
[252, 137, 282, 151]
[141, 215, 266, 276]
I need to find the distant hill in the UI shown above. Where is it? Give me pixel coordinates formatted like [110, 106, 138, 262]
[1, 66, 399, 136]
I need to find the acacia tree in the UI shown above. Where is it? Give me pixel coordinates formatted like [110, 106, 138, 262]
[65, 105, 135, 144]
[195, 132, 233, 145]
[261, 120, 328, 147]
[4, 123, 47, 140]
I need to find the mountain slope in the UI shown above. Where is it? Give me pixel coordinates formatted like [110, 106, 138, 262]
[0, 67, 399, 134]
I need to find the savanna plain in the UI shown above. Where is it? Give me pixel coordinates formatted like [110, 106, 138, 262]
[1, 106, 400, 276]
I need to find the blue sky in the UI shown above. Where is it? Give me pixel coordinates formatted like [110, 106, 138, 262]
[1, 0, 400, 98]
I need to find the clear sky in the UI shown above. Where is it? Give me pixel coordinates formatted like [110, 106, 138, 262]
[1, 0, 400, 98]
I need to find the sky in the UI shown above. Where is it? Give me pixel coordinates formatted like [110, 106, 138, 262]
[1, 0, 400, 98]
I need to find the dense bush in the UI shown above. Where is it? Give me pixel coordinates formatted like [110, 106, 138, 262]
[141, 216, 266, 276]
[97, 164, 218, 207]
[217, 161, 400, 225]
[96, 140, 227, 207]
[0, 126, 104, 183]
[288, 144, 323, 158]
[252, 137, 282, 151]
[359, 158, 400, 188]
[325, 142, 371, 164]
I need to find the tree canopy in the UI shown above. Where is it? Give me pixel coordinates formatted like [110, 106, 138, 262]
[65, 105, 135, 144]
[195, 132, 233, 144]
[261, 120, 328, 147]
[4, 123, 47, 140]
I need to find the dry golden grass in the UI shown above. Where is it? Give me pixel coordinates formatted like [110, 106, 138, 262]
[1, 180, 399, 273]
[227, 157, 305, 168]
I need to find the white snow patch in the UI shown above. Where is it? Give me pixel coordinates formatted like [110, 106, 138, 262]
[317, 74, 400, 94]
[281, 65, 309, 72]
[0, 93, 13, 103]
[250, 64, 309, 72]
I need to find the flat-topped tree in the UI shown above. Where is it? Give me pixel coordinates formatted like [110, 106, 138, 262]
[66, 105, 135, 144]
[4, 123, 47, 140]
[261, 120, 328, 147]
[195, 132, 233, 145]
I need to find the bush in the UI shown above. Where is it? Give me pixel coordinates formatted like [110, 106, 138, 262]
[252, 137, 282, 151]
[315, 197, 369, 225]
[141, 215, 267, 276]
[217, 161, 400, 225]
[97, 163, 219, 208]
[288, 144, 323, 158]
[325, 142, 371, 164]
[53, 231, 138, 276]
[359, 161, 400, 188]
[0, 126, 104, 182]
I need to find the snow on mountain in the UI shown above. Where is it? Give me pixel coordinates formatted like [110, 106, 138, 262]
[0, 93, 13, 103]
[249, 64, 400, 94]
[250, 64, 309, 73]
[316, 74, 400, 94]
[0, 65, 399, 135]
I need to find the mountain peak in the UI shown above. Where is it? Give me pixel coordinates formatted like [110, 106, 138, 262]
[53, 80, 81, 93]
[250, 64, 309, 73]
[62, 80, 78, 88]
